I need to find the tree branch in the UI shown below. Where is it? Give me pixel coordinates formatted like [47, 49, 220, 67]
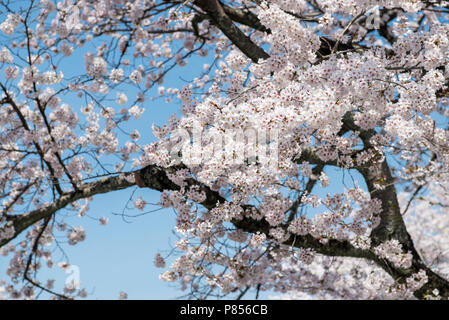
[0, 172, 136, 248]
[193, 0, 269, 62]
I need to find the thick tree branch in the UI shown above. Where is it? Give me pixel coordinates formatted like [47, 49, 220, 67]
[221, 3, 270, 33]
[342, 115, 449, 298]
[0, 161, 371, 263]
[0, 172, 136, 248]
[193, 0, 269, 62]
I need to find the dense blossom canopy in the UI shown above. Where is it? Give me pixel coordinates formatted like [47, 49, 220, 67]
[1, 0, 449, 300]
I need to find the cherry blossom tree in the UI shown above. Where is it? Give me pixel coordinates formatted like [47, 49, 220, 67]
[1, 0, 449, 300]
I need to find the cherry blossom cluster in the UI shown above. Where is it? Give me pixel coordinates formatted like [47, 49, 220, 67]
[2, 0, 449, 300]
